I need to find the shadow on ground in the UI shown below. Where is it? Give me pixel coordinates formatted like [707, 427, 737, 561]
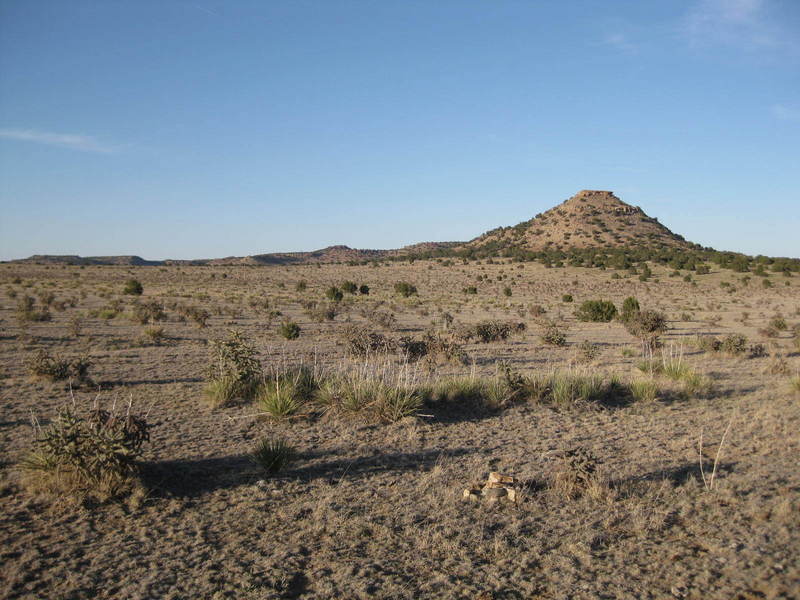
[141, 447, 477, 498]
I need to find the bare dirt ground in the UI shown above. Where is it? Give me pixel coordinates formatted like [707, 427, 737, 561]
[0, 260, 798, 599]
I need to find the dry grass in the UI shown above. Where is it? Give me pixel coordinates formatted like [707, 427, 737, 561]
[0, 259, 798, 599]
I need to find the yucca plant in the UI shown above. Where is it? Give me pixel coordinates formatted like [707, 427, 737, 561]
[256, 379, 304, 418]
[251, 437, 296, 474]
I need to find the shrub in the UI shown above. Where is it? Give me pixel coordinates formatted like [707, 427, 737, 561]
[769, 317, 787, 331]
[550, 447, 601, 499]
[540, 321, 567, 346]
[394, 281, 418, 297]
[179, 304, 210, 328]
[123, 279, 143, 295]
[68, 314, 83, 338]
[574, 340, 600, 363]
[250, 437, 296, 474]
[695, 335, 721, 353]
[278, 320, 301, 340]
[16, 295, 51, 322]
[341, 281, 358, 294]
[463, 286, 478, 295]
[131, 300, 167, 325]
[295, 280, 307, 292]
[458, 320, 525, 343]
[624, 310, 668, 351]
[575, 300, 617, 322]
[340, 325, 393, 357]
[205, 331, 261, 406]
[359, 284, 370, 295]
[305, 301, 338, 322]
[720, 334, 748, 356]
[21, 404, 149, 500]
[503, 286, 512, 297]
[325, 286, 344, 302]
[141, 326, 166, 345]
[620, 296, 640, 322]
[26, 350, 91, 383]
[562, 294, 573, 303]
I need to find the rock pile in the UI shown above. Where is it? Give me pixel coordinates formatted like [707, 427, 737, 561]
[462, 472, 518, 504]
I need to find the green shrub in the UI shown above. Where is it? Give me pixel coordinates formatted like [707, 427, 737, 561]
[503, 286, 512, 297]
[205, 331, 261, 406]
[575, 300, 617, 322]
[394, 281, 418, 297]
[250, 437, 296, 474]
[769, 317, 787, 331]
[278, 320, 301, 340]
[123, 279, 143, 295]
[620, 296, 640, 322]
[562, 294, 573, 303]
[341, 281, 358, 294]
[359, 284, 370, 295]
[463, 286, 478, 295]
[325, 286, 344, 302]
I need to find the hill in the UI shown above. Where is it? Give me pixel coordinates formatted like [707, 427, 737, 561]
[464, 190, 691, 254]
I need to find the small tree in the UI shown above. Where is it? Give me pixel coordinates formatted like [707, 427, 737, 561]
[624, 310, 668, 353]
[123, 279, 143, 295]
[620, 296, 640, 322]
[575, 300, 617, 322]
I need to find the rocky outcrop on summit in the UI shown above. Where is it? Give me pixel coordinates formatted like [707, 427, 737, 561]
[466, 190, 689, 252]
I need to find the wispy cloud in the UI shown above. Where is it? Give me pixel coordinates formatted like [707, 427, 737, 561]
[0, 128, 117, 153]
[771, 104, 800, 122]
[682, 0, 797, 54]
[602, 32, 637, 53]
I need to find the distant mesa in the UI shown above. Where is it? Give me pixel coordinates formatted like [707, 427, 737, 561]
[7, 190, 697, 265]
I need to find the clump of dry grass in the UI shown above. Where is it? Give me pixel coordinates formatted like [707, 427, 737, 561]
[550, 447, 604, 500]
[314, 360, 421, 422]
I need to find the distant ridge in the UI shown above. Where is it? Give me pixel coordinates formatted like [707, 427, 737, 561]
[12, 190, 787, 265]
[8, 242, 463, 266]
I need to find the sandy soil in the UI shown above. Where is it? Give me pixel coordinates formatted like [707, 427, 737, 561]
[0, 260, 798, 599]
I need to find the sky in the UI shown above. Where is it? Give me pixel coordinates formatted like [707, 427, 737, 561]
[1, 0, 799, 260]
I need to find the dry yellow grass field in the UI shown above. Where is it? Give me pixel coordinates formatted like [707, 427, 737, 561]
[1, 259, 798, 599]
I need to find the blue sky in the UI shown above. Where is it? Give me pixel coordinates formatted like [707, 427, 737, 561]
[1, 0, 798, 260]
